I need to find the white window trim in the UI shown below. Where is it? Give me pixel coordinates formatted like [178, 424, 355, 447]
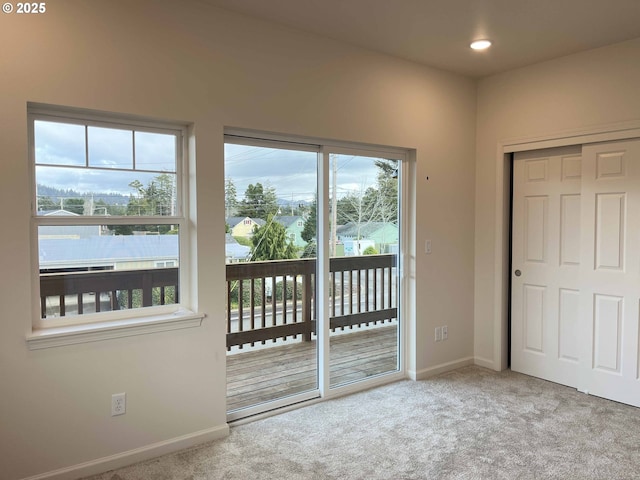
[27, 104, 203, 346]
[26, 309, 204, 350]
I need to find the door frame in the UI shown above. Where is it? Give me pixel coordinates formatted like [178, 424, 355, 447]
[493, 120, 640, 371]
[224, 128, 412, 420]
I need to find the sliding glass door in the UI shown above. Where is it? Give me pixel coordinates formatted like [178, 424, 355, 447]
[224, 135, 404, 419]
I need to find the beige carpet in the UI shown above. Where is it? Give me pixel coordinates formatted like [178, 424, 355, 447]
[84, 366, 640, 479]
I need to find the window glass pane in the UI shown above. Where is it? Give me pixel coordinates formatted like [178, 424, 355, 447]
[88, 126, 133, 169]
[38, 224, 179, 319]
[224, 141, 318, 413]
[35, 166, 176, 216]
[329, 154, 400, 388]
[34, 120, 86, 166]
[135, 131, 176, 172]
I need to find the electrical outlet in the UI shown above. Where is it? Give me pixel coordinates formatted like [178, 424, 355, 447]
[434, 326, 442, 342]
[111, 393, 126, 416]
[442, 325, 448, 340]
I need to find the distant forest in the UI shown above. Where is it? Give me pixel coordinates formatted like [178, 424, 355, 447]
[36, 184, 129, 206]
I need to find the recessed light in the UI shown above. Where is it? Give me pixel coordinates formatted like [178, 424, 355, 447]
[470, 40, 492, 50]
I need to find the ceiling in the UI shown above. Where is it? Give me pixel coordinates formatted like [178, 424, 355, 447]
[202, 0, 640, 78]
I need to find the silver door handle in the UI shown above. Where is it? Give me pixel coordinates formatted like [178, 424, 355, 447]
[514, 269, 521, 277]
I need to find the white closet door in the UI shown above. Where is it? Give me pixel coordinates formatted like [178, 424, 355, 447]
[511, 146, 582, 388]
[579, 140, 640, 407]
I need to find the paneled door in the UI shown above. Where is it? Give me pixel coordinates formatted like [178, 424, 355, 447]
[512, 139, 640, 408]
[511, 146, 583, 388]
[578, 140, 640, 407]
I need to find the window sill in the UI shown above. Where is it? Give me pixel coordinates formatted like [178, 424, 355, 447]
[26, 309, 205, 350]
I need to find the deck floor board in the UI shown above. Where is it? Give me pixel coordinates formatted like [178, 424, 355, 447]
[227, 325, 398, 412]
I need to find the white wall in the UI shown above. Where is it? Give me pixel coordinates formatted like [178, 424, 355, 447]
[0, 1, 476, 478]
[474, 38, 640, 370]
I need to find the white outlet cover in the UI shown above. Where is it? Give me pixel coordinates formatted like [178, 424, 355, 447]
[111, 393, 126, 416]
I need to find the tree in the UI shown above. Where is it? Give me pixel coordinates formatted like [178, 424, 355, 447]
[237, 183, 279, 219]
[225, 178, 238, 217]
[113, 174, 176, 235]
[336, 185, 380, 240]
[372, 159, 399, 223]
[126, 174, 175, 217]
[374, 159, 397, 177]
[92, 198, 124, 216]
[301, 241, 317, 258]
[36, 196, 58, 211]
[251, 215, 298, 261]
[301, 197, 317, 243]
[64, 198, 85, 215]
[336, 160, 399, 231]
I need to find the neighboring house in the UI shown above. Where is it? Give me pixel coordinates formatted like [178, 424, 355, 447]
[273, 215, 307, 248]
[40, 233, 250, 270]
[39, 235, 180, 271]
[38, 209, 104, 239]
[225, 233, 250, 263]
[335, 222, 399, 253]
[226, 216, 265, 238]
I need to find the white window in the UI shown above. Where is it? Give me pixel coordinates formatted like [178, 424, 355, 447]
[29, 105, 191, 332]
[156, 261, 176, 268]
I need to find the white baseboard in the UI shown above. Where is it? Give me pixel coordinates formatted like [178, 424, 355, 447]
[473, 356, 496, 370]
[21, 424, 229, 480]
[409, 357, 474, 380]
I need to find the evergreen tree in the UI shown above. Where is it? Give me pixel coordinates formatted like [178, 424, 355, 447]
[225, 178, 238, 217]
[373, 159, 399, 223]
[36, 196, 58, 211]
[237, 183, 279, 219]
[64, 198, 85, 215]
[113, 174, 176, 235]
[251, 215, 298, 261]
[301, 241, 317, 258]
[126, 174, 174, 217]
[301, 197, 317, 242]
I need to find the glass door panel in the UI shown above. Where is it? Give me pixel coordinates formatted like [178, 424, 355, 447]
[328, 153, 400, 388]
[224, 139, 319, 417]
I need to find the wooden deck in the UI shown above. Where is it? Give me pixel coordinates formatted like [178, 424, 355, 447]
[227, 324, 398, 412]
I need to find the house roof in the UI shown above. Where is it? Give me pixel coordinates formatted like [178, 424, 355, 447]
[273, 216, 303, 228]
[39, 235, 179, 267]
[335, 222, 397, 238]
[225, 243, 251, 260]
[39, 233, 252, 266]
[38, 209, 80, 216]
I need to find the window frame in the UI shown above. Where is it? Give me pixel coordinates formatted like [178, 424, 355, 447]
[28, 104, 194, 333]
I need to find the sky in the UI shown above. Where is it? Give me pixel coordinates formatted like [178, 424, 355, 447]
[34, 120, 176, 199]
[224, 143, 393, 204]
[34, 120, 397, 205]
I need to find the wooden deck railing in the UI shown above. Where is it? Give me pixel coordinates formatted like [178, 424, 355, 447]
[39, 255, 398, 347]
[40, 267, 179, 318]
[226, 254, 397, 349]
